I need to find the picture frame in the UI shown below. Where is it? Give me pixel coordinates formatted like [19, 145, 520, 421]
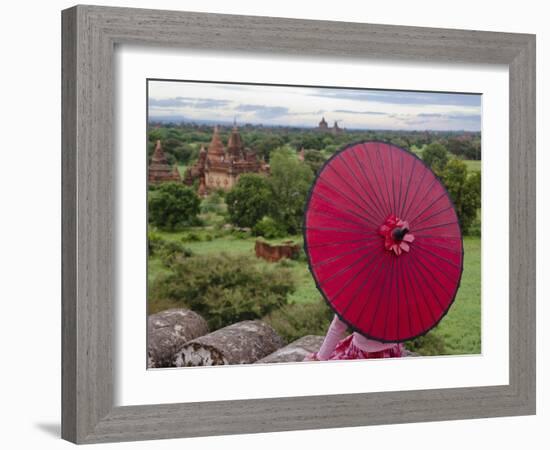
[61, 4, 536, 444]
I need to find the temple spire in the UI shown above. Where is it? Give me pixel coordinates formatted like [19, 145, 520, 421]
[227, 122, 244, 158]
[148, 140, 181, 184]
[208, 126, 224, 156]
[172, 165, 180, 178]
[151, 139, 165, 162]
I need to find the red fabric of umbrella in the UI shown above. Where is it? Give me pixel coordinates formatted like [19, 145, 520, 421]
[304, 141, 463, 343]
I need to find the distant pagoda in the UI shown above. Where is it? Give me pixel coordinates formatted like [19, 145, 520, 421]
[148, 140, 181, 184]
[332, 120, 343, 135]
[317, 116, 344, 134]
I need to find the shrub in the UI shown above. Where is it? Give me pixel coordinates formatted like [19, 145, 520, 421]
[180, 231, 202, 242]
[292, 247, 308, 262]
[469, 213, 481, 237]
[158, 241, 193, 267]
[405, 333, 447, 356]
[276, 258, 295, 269]
[253, 216, 286, 239]
[200, 190, 225, 214]
[148, 232, 193, 266]
[148, 183, 201, 231]
[149, 254, 295, 330]
[213, 188, 226, 199]
[147, 230, 165, 256]
[263, 300, 334, 344]
[229, 228, 251, 239]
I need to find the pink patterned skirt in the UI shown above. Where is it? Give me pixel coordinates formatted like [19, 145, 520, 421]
[324, 334, 404, 360]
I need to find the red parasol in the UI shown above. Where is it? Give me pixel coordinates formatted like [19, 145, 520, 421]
[304, 141, 463, 343]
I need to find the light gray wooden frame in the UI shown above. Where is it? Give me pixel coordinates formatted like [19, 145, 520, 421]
[62, 4, 536, 444]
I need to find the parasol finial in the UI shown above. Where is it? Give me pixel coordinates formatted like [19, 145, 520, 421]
[392, 227, 409, 241]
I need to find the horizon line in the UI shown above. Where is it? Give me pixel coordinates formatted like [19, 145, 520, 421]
[147, 118, 481, 133]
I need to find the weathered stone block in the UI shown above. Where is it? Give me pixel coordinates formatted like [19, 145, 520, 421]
[256, 335, 325, 364]
[173, 320, 284, 366]
[147, 308, 209, 368]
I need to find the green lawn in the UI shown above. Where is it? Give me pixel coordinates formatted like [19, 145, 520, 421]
[463, 159, 481, 172]
[148, 231, 481, 355]
[427, 236, 481, 355]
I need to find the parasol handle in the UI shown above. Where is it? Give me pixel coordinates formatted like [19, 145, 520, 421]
[392, 227, 409, 241]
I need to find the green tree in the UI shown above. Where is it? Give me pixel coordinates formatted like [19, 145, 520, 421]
[465, 140, 481, 160]
[462, 170, 481, 231]
[390, 137, 409, 149]
[303, 149, 326, 175]
[148, 182, 200, 231]
[268, 149, 314, 235]
[148, 128, 163, 143]
[422, 142, 449, 174]
[171, 143, 197, 165]
[254, 136, 285, 161]
[322, 136, 334, 146]
[162, 137, 184, 155]
[441, 160, 481, 234]
[226, 174, 273, 228]
[292, 133, 324, 151]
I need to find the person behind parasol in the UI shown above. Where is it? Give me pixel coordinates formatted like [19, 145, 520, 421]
[302, 141, 464, 362]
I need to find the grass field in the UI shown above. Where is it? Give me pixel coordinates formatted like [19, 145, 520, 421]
[463, 159, 481, 172]
[148, 231, 481, 355]
[427, 236, 481, 354]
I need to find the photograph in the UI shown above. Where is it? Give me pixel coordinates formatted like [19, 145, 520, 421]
[1, 0, 542, 447]
[146, 80, 482, 368]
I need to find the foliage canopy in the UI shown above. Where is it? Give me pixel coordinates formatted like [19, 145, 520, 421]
[148, 182, 201, 231]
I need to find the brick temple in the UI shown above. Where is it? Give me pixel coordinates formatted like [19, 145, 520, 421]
[148, 140, 181, 184]
[184, 125, 269, 195]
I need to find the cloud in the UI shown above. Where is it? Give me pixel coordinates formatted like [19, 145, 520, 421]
[234, 104, 289, 119]
[333, 109, 388, 115]
[447, 114, 481, 121]
[417, 113, 443, 118]
[415, 113, 480, 121]
[388, 111, 481, 129]
[148, 97, 231, 109]
[309, 89, 481, 107]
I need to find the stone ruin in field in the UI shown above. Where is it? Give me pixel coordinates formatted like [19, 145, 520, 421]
[255, 239, 301, 263]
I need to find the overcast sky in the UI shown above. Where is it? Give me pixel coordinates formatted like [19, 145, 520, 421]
[148, 80, 481, 131]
